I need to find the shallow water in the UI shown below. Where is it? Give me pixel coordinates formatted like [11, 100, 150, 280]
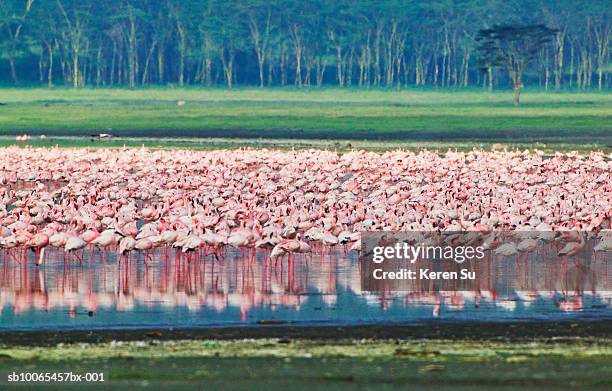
[0, 246, 611, 330]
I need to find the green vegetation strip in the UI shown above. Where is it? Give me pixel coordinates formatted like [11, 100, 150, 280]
[3, 338, 612, 361]
[1, 338, 611, 390]
[0, 88, 610, 140]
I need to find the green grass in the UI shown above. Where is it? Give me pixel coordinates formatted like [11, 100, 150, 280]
[2, 338, 611, 390]
[0, 87, 610, 141]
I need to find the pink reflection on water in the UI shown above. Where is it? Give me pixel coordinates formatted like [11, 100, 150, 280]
[0, 244, 610, 321]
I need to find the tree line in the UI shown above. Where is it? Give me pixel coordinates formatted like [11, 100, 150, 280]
[0, 0, 609, 90]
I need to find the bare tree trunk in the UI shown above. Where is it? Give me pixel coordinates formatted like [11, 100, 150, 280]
[358, 31, 370, 87]
[544, 48, 550, 90]
[395, 50, 402, 90]
[110, 40, 116, 86]
[95, 45, 102, 86]
[586, 48, 592, 88]
[402, 55, 410, 87]
[462, 49, 470, 87]
[280, 43, 288, 86]
[267, 51, 274, 86]
[374, 24, 382, 86]
[205, 58, 212, 86]
[358, 53, 365, 86]
[441, 53, 446, 87]
[72, 52, 79, 88]
[304, 54, 312, 87]
[176, 20, 186, 86]
[433, 58, 439, 86]
[8, 57, 18, 83]
[248, 10, 271, 88]
[142, 41, 157, 84]
[258, 56, 265, 88]
[220, 48, 235, 88]
[415, 50, 421, 86]
[47, 42, 54, 87]
[57, 0, 84, 88]
[294, 45, 302, 87]
[38, 46, 44, 82]
[513, 80, 521, 106]
[335, 45, 343, 86]
[393, 31, 405, 90]
[347, 48, 354, 87]
[157, 43, 164, 83]
[554, 30, 565, 90]
[316, 56, 327, 87]
[593, 24, 610, 90]
[127, 6, 138, 88]
[290, 25, 303, 87]
[510, 66, 522, 106]
[569, 42, 574, 88]
[385, 22, 397, 87]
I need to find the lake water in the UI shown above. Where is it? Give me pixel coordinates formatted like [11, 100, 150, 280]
[1, 246, 611, 330]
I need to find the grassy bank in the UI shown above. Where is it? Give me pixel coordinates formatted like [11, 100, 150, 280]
[2, 338, 611, 390]
[0, 88, 610, 141]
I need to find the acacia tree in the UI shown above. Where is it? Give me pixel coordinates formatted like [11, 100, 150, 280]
[476, 24, 557, 105]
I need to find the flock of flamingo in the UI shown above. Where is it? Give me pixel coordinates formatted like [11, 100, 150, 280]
[0, 146, 609, 266]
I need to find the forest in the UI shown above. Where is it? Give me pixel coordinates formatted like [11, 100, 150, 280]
[0, 0, 610, 90]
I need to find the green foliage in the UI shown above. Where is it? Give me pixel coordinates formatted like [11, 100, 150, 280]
[0, 1, 608, 89]
[476, 24, 558, 71]
[476, 24, 559, 104]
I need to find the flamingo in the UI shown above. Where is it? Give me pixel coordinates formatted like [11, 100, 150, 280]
[558, 234, 586, 256]
[119, 236, 136, 255]
[64, 235, 87, 262]
[494, 243, 518, 257]
[0, 146, 606, 268]
[517, 238, 538, 253]
[26, 233, 49, 266]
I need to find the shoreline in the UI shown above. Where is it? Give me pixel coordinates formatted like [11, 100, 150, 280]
[2, 319, 611, 346]
[0, 136, 610, 154]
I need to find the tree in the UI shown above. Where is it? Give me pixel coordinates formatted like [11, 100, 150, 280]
[0, 0, 35, 82]
[0, 0, 608, 89]
[243, 0, 274, 87]
[476, 24, 557, 105]
[56, 0, 91, 88]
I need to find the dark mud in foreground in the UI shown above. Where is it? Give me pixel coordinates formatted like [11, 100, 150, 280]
[2, 319, 611, 347]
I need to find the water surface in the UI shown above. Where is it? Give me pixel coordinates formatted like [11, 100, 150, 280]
[1, 246, 610, 330]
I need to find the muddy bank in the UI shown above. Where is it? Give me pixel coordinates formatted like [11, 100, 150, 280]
[5, 126, 612, 141]
[2, 320, 611, 347]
